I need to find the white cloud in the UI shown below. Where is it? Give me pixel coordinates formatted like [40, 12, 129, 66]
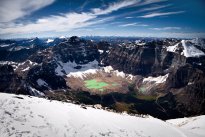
[0, 0, 55, 22]
[0, 0, 185, 37]
[119, 23, 138, 27]
[139, 11, 185, 18]
[125, 17, 134, 19]
[138, 4, 172, 12]
[91, 0, 138, 15]
[0, 12, 97, 34]
[0, 0, 141, 36]
[74, 27, 105, 32]
[151, 27, 181, 31]
[154, 32, 205, 38]
[119, 23, 148, 27]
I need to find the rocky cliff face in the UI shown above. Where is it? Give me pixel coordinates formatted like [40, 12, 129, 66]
[165, 64, 205, 116]
[0, 65, 28, 94]
[24, 36, 101, 93]
[102, 39, 205, 117]
[103, 44, 156, 75]
[102, 40, 191, 76]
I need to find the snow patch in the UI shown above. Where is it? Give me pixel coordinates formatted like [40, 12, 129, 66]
[28, 86, 44, 96]
[46, 39, 54, 43]
[98, 50, 103, 54]
[67, 69, 98, 79]
[181, 40, 205, 57]
[115, 70, 126, 77]
[0, 44, 10, 47]
[103, 66, 114, 73]
[167, 42, 179, 52]
[59, 36, 66, 39]
[22, 67, 30, 71]
[55, 60, 99, 77]
[103, 66, 134, 80]
[143, 74, 169, 84]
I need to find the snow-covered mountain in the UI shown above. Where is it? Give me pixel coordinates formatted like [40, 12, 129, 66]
[0, 93, 204, 137]
[167, 39, 205, 57]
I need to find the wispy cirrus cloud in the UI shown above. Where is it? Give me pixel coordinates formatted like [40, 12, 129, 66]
[0, 0, 144, 36]
[119, 23, 148, 27]
[74, 27, 105, 32]
[91, 0, 138, 16]
[139, 11, 185, 18]
[0, 0, 189, 38]
[124, 4, 171, 19]
[150, 27, 181, 31]
[125, 17, 134, 19]
[138, 4, 172, 12]
[0, 0, 55, 22]
[1, 13, 94, 34]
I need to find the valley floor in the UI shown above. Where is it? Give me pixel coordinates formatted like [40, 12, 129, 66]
[0, 93, 204, 137]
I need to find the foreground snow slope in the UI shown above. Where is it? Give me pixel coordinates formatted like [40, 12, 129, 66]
[167, 115, 205, 136]
[0, 93, 204, 137]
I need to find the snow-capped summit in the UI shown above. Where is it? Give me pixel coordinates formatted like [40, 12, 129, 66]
[46, 38, 54, 43]
[167, 40, 205, 57]
[59, 35, 66, 39]
[181, 40, 205, 57]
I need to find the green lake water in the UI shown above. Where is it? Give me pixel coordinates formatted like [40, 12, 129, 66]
[84, 79, 108, 91]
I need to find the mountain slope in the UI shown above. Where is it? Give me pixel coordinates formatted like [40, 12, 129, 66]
[0, 93, 204, 137]
[167, 115, 205, 136]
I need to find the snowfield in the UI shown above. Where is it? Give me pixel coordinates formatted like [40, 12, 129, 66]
[167, 42, 179, 52]
[143, 74, 169, 84]
[167, 115, 205, 136]
[46, 39, 54, 43]
[55, 60, 99, 77]
[0, 93, 204, 137]
[166, 40, 205, 57]
[55, 60, 135, 80]
[181, 40, 205, 57]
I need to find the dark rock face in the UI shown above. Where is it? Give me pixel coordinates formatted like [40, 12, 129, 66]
[0, 65, 28, 95]
[102, 39, 205, 118]
[103, 41, 169, 76]
[156, 92, 184, 119]
[24, 36, 100, 93]
[164, 64, 205, 116]
[26, 62, 68, 91]
[103, 40, 204, 76]
[0, 37, 66, 62]
[52, 37, 100, 64]
[166, 64, 200, 88]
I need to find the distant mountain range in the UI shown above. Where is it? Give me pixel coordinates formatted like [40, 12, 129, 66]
[0, 36, 205, 120]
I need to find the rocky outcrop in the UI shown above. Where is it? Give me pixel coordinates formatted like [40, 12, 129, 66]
[0, 65, 28, 94]
[26, 62, 68, 91]
[164, 64, 205, 116]
[25, 36, 101, 93]
[52, 36, 100, 64]
[103, 41, 182, 76]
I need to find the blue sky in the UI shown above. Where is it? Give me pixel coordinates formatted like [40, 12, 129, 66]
[0, 0, 205, 38]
